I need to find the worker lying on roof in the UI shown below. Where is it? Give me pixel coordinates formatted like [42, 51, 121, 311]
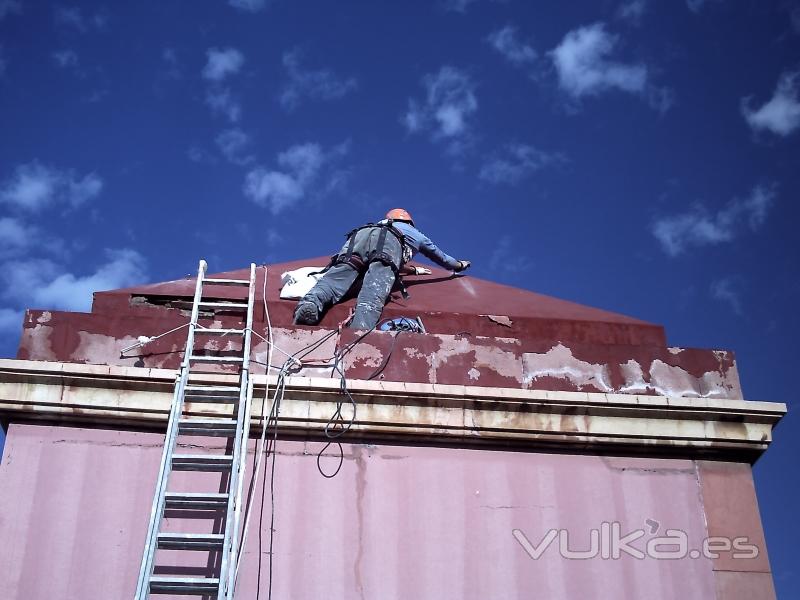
[293, 208, 470, 330]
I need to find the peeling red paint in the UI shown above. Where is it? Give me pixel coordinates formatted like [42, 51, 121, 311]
[15, 258, 743, 398]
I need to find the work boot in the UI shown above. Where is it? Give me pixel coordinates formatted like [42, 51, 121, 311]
[293, 301, 320, 325]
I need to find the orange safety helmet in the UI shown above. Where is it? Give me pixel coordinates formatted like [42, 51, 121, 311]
[386, 208, 414, 224]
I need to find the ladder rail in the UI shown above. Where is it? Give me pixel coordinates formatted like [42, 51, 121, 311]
[134, 259, 208, 600]
[223, 265, 257, 598]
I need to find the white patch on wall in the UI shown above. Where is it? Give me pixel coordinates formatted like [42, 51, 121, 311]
[403, 346, 436, 382]
[618, 358, 742, 399]
[346, 342, 383, 369]
[437, 335, 522, 382]
[74, 331, 137, 365]
[522, 343, 612, 392]
[274, 327, 338, 362]
[19, 324, 56, 361]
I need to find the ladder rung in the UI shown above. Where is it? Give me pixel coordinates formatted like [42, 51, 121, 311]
[184, 386, 241, 403]
[203, 277, 250, 286]
[179, 418, 238, 436]
[150, 576, 219, 594]
[170, 300, 249, 311]
[194, 328, 245, 336]
[157, 532, 224, 550]
[185, 385, 241, 394]
[184, 394, 239, 404]
[172, 454, 233, 471]
[165, 492, 229, 510]
[197, 301, 248, 310]
[189, 355, 244, 363]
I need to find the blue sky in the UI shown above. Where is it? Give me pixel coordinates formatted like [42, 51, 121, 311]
[1, 0, 799, 594]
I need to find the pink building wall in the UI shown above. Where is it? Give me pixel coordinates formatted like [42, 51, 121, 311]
[0, 423, 773, 599]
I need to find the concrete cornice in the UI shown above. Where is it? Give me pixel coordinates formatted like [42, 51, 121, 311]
[0, 359, 786, 462]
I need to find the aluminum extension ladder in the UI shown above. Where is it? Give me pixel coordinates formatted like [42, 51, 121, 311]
[135, 260, 256, 599]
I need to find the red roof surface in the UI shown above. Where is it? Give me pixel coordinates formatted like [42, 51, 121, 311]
[107, 257, 665, 347]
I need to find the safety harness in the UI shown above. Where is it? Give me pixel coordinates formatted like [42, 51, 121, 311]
[319, 220, 410, 298]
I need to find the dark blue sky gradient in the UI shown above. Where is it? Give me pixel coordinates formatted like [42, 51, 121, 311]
[1, 1, 799, 595]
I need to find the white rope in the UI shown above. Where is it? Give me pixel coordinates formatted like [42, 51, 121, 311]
[120, 322, 191, 354]
[235, 266, 277, 585]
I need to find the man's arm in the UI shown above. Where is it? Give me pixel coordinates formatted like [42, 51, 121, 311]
[394, 222, 469, 272]
[416, 231, 462, 270]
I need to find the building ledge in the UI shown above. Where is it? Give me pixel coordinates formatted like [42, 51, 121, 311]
[0, 359, 786, 462]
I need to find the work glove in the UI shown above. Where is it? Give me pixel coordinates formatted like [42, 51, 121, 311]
[412, 266, 432, 275]
[454, 260, 471, 273]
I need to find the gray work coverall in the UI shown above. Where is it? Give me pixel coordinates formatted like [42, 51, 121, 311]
[299, 221, 460, 330]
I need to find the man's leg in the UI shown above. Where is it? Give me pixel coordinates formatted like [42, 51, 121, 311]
[349, 262, 396, 330]
[294, 263, 359, 325]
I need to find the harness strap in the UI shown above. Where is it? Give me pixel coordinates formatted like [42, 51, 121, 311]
[343, 226, 358, 265]
[371, 225, 390, 263]
[312, 221, 411, 298]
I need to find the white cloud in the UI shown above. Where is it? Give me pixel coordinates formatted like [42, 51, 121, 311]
[404, 66, 478, 154]
[0, 216, 63, 259]
[687, 0, 708, 13]
[85, 88, 108, 103]
[792, 7, 800, 34]
[265, 228, 282, 246]
[441, 0, 478, 13]
[0, 307, 22, 333]
[202, 47, 244, 82]
[163, 48, 178, 65]
[229, 0, 268, 12]
[686, 0, 723, 12]
[216, 128, 254, 165]
[205, 87, 242, 123]
[68, 172, 103, 205]
[741, 71, 800, 137]
[160, 47, 181, 80]
[0, 217, 37, 257]
[0, 161, 103, 212]
[648, 85, 676, 114]
[479, 144, 564, 185]
[2, 249, 147, 312]
[243, 142, 348, 213]
[53, 6, 107, 33]
[0, 0, 22, 20]
[202, 48, 245, 122]
[487, 26, 537, 67]
[617, 0, 648, 23]
[279, 49, 358, 111]
[710, 277, 743, 315]
[652, 184, 776, 257]
[187, 146, 217, 165]
[550, 23, 647, 99]
[52, 49, 79, 69]
[489, 236, 533, 273]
